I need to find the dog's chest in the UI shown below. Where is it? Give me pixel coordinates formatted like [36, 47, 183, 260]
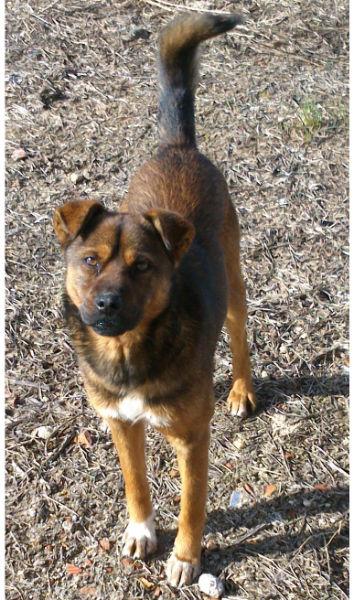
[97, 393, 170, 428]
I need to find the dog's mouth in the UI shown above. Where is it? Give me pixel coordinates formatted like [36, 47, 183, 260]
[90, 318, 131, 337]
[79, 306, 142, 337]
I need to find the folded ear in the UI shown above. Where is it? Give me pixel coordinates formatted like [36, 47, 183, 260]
[53, 200, 104, 248]
[144, 209, 195, 265]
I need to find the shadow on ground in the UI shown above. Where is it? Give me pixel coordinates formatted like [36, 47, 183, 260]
[214, 372, 349, 413]
[156, 486, 348, 595]
[206, 486, 348, 595]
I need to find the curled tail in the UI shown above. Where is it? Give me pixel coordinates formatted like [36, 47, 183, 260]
[158, 13, 243, 147]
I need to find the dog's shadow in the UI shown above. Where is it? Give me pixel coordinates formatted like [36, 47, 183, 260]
[214, 371, 349, 413]
[205, 486, 348, 594]
[157, 486, 349, 595]
[157, 372, 348, 593]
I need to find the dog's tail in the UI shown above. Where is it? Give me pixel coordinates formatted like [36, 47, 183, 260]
[158, 12, 243, 147]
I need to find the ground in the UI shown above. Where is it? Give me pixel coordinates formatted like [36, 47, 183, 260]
[5, 1, 349, 599]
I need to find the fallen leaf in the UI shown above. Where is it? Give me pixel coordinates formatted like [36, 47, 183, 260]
[153, 586, 162, 597]
[139, 577, 155, 590]
[169, 468, 179, 478]
[66, 563, 82, 576]
[264, 484, 277, 497]
[75, 430, 93, 448]
[99, 537, 110, 552]
[243, 482, 256, 497]
[223, 461, 235, 470]
[314, 483, 331, 492]
[84, 558, 93, 567]
[79, 586, 97, 597]
[121, 556, 137, 570]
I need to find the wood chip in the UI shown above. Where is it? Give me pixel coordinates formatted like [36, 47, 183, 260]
[66, 563, 82, 576]
[264, 483, 277, 497]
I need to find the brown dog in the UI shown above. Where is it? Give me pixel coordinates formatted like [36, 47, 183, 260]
[53, 13, 256, 588]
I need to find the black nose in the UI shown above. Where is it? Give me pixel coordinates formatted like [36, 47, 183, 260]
[95, 291, 122, 313]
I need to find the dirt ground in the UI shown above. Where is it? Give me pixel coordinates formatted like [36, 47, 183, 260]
[5, 1, 349, 599]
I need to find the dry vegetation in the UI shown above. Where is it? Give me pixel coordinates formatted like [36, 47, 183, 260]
[6, 1, 349, 599]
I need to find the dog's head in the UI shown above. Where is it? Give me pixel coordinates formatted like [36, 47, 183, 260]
[53, 200, 195, 337]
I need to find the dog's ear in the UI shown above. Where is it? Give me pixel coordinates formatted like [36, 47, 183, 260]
[53, 200, 104, 248]
[144, 209, 195, 265]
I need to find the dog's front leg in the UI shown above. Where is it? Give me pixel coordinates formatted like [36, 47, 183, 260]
[166, 426, 210, 587]
[107, 418, 157, 559]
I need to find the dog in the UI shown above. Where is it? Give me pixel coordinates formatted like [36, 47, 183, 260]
[53, 12, 256, 588]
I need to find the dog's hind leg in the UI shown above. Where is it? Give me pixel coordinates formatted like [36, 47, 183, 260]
[223, 202, 256, 418]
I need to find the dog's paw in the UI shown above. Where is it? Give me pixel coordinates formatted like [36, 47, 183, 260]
[227, 383, 256, 418]
[166, 553, 200, 587]
[122, 514, 157, 559]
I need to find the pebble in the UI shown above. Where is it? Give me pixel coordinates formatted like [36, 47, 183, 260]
[12, 147, 27, 161]
[33, 425, 53, 440]
[278, 197, 288, 206]
[229, 490, 242, 508]
[198, 573, 224, 598]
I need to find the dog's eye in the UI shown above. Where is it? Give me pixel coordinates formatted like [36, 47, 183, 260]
[135, 259, 150, 273]
[84, 256, 98, 267]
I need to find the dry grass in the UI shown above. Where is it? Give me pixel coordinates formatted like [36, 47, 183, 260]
[5, 1, 349, 599]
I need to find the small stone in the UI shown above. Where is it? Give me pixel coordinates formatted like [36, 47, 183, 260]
[229, 490, 242, 508]
[198, 573, 224, 598]
[278, 197, 288, 206]
[12, 147, 27, 161]
[70, 173, 83, 184]
[34, 426, 53, 440]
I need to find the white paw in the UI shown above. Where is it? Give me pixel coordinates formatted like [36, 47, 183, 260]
[166, 553, 201, 587]
[122, 513, 157, 559]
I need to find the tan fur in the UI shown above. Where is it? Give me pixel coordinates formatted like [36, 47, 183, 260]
[53, 12, 255, 588]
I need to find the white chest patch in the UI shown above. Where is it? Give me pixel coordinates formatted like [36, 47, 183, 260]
[97, 393, 170, 428]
